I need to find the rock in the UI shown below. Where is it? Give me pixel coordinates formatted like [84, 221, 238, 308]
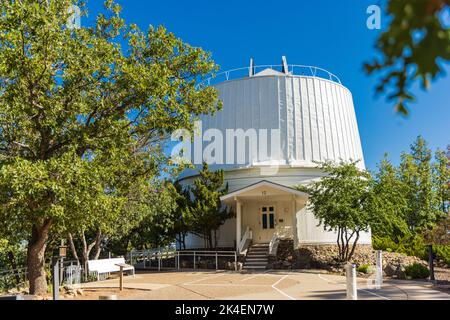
[294, 244, 428, 276]
[76, 288, 83, 296]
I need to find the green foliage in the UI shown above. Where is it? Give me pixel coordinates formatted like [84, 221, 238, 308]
[404, 263, 430, 279]
[356, 264, 371, 274]
[371, 137, 448, 239]
[433, 244, 450, 266]
[368, 154, 410, 239]
[0, 0, 221, 294]
[299, 161, 373, 262]
[183, 163, 232, 249]
[125, 182, 179, 250]
[373, 234, 450, 267]
[365, 0, 450, 115]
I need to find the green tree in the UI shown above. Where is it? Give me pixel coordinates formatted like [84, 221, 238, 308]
[0, 0, 220, 294]
[399, 136, 443, 232]
[184, 163, 231, 249]
[369, 154, 410, 240]
[365, 0, 450, 115]
[124, 182, 178, 251]
[299, 161, 373, 262]
[433, 148, 450, 214]
[171, 181, 192, 250]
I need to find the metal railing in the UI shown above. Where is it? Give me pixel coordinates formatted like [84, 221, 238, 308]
[238, 226, 253, 254]
[199, 64, 342, 88]
[130, 249, 239, 272]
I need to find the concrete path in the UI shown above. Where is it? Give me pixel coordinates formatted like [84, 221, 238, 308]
[77, 270, 450, 300]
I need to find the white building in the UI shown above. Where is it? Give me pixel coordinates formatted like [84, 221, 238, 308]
[179, 57, 371, 261]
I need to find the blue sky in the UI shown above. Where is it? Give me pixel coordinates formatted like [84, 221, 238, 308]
[86, 0, 449, 171]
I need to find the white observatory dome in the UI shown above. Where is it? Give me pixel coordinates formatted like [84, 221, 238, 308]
[179, 57, 372, 249]
[181, 57, 365, 187]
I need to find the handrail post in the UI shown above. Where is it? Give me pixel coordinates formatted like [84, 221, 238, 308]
[177, 252, 180, 270]
[234, 252, 237, 272]
[158, 251, 161, 271]
[193, 252, 196, 270]
[215, 252, 218, 270]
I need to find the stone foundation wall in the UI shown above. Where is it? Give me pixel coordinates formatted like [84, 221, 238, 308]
[268, 241, 428, 278]
[296, 244, 427, 278]
[269, 239, 297, 269]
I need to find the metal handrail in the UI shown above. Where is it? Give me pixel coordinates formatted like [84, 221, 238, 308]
[238, 226, 252, 254]
[130, 249, 239, 272]
[199, 64, 342, 88]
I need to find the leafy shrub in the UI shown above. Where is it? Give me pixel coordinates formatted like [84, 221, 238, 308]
[373, 235, 450, 267]
[356, 264, 371, 274]
[433, 245, 450, 266]
[404, 263, 430, 279]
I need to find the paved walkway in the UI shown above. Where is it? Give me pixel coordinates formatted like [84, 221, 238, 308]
[78, 270, 450, 300]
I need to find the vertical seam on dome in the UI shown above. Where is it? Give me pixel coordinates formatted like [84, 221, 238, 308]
[307, 79, 314, 161]
[319, 79, 329, 161]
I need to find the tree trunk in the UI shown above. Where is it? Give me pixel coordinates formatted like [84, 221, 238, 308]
[347, 230, 360, 261]
[27, 220, 52, 295]
[93, 231, 103, 260]
[67, 233, 80, 265]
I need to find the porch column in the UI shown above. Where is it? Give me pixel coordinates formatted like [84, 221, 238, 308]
[236, 199, 242, 252]
[292, 197, 298, 248]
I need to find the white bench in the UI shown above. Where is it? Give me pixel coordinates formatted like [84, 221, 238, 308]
[87, 258, 135, 281]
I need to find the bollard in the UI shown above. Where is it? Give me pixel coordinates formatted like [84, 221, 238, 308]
[375, 250, 383, 289]
[346, 264, 357, 300]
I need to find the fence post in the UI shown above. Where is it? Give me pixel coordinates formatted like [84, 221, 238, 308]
[177, 252, 180, 270]
[158, 251, 161, 271]
[193, 252, 196, 270]
[346, 263, 357, 300]
[216, 252, 218, 270]
[234, 252, 237, 272]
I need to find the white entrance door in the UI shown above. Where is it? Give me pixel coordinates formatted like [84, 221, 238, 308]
[259, 206, 275, 242]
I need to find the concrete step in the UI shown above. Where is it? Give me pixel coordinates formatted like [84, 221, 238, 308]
[246, 255, 268, 259]
[244, 243, 269, 269]
[244, 260, 268, 265]
[243, 265, 266, 270]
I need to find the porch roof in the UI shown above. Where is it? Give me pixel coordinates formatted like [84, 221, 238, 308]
[220, 180, 309, 204]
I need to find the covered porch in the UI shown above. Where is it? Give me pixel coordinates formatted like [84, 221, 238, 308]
[220, 180, 309, 254]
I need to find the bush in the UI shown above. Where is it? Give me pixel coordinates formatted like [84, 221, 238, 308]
[373, 235, 450, 267]
[433, 244, 450, 266]
[404, 263, 430, 279]
[356, 264, 371, 274]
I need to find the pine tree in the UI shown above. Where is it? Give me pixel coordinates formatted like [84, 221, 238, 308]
[369, 154, 410, 240]
[184, 163, 232, 249]
[399, 136, 442, 232]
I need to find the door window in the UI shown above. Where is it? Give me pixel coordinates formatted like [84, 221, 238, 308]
[261, 206, 275, 229]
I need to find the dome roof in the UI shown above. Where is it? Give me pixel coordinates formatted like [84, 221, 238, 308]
[181, 58, 365, 178]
